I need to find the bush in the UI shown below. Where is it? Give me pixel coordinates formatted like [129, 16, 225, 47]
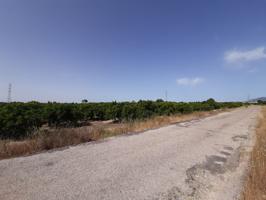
[0, 99, 243, 140]
[0, 102, 44, 139]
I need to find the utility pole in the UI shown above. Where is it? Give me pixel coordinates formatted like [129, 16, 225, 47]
[7, 83, 12, 103]
[165, 90, 168, 102]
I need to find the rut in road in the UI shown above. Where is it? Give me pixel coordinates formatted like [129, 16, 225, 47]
[0, 106, 260, 200]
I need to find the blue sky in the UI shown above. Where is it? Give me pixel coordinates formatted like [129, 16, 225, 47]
[0, 0, 266, 102]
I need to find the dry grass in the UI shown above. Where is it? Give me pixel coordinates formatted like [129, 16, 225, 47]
[242, 107, 266, 200]
[0, 127, 95, 159]
[0, 109, 229, 160]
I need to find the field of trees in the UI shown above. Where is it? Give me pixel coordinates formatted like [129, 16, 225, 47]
[0, 99, 244, 140]
[257, 100, 266, 105]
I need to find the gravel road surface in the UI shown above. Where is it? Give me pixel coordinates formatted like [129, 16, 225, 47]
[0, 106, 260, 200]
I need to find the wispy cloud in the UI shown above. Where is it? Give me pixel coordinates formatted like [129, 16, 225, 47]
[224, 47, 266, 64]
[176, 77, 204, 86]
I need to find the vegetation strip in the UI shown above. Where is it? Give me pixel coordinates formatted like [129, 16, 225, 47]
[0, 99, 243, 140]
[242, 107, 266, 200]
[0, 108, 230, 160]
[0, 99, 244, 159]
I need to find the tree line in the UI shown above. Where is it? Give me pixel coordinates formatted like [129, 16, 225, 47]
[0, 99, 244, 139]
[257, 100, 266, 105]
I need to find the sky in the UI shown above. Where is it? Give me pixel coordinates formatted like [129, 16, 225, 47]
[0, 0, 266, 102]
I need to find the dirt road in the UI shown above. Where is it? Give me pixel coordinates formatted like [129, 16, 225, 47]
[0, 106, 260, 200]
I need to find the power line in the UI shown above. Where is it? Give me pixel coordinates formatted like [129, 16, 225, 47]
[7, 83, 12, 103]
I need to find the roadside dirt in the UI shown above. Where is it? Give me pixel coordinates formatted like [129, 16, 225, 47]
[0, 106, 260, 200]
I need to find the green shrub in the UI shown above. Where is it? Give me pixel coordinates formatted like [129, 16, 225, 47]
[0, 99, 243, 139]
